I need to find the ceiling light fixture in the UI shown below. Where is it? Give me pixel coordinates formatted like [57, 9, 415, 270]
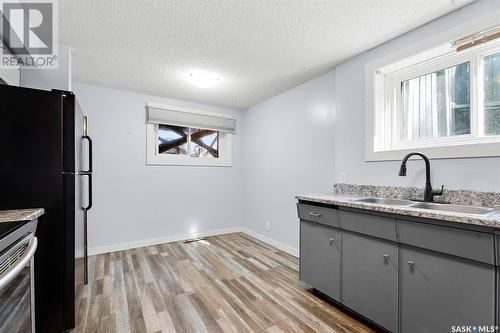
[185, 70, 221, 88]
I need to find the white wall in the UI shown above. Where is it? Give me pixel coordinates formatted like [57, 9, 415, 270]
[333, 0, 500, 192]
[72, 82, 244, 254]
[0, 47, 20, 85]
[242, 71, 336, 251]
[0, 67, 20, 86]
[21, 44, 72, 91]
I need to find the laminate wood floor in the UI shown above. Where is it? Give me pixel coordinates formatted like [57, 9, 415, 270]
[75, 232, 377, 333]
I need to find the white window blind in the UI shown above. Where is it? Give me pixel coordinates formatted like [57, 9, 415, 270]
[147, 105, 236, 133]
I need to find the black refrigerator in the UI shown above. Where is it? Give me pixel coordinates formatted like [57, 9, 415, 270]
[0, 84, 92, 332]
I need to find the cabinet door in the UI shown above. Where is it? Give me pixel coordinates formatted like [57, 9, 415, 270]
[401, 246, 495, 333]
[342, 231, 398, 332]
[300, 220, 341, 301]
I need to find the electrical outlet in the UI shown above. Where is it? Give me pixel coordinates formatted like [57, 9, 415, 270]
[266, 222, 271, 232]
[340, 172, 347, 183]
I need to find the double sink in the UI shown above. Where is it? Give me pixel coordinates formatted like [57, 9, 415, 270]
[356, 198, 497, 216]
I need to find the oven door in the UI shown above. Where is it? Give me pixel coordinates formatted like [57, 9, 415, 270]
[0, 236, 38, 333]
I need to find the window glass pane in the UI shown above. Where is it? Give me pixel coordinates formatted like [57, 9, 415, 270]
[400, 62, 470, 141]
[483, 52, 500, 136]
[158, 124, 188, 154]
[190, 128, 219, 158]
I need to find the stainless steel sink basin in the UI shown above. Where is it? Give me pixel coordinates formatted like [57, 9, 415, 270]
[410, 202, 497, 216]
[355, 198, 416, 206]
[355, 197, 498, 216]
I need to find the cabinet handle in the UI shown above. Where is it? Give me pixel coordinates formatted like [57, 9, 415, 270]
[408, 261, 415, 268]
[309, 212, 321, 218]
[383, 254, 389, 263]
[329, 237, 335, 245]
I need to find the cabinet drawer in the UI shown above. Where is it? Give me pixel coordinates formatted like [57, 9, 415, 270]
[297, 203, 339, 228]
[339, 210, 396, 241]
[397, 219, 494, 265]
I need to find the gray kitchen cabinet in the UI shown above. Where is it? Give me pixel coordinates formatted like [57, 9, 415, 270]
[299, 220, 341, 301]
[298, 202, 499, 333]
[342, 231, 398, 332]
[400, 245, 495, 333]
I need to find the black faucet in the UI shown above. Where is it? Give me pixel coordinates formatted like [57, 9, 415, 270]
[398, 152, 444, 202]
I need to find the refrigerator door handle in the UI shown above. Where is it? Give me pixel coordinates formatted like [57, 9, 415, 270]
[82, 172, 92, 284]
[83, 173, 92, 211]
[81, 134, 92, 211]
[82, 135, 93, 173]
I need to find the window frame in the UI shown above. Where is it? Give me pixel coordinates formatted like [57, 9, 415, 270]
[146, 105, 234, 167]
[365, 11, 500, 161]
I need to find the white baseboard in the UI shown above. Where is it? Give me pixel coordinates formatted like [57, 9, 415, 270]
[75, 226, 298, 258]
[75, 227, 242, 257]
[239, 227, 299, 257]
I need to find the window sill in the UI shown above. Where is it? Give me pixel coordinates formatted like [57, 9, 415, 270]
[146, 159, 233, 167]
[365, 141, 500, 161]
[146, 155, 232, 167]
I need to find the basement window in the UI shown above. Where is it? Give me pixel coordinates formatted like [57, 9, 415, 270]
[146, 104, 235, 166]
[365, 24, 500, 161]
[158, 125, 219, 158]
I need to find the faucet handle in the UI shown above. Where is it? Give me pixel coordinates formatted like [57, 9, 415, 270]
[433, 185, 444, 196]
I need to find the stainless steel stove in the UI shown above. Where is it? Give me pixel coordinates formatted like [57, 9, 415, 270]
[0, 220, 38, 333]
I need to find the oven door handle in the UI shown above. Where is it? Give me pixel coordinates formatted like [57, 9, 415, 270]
[0, 237, 37, 290]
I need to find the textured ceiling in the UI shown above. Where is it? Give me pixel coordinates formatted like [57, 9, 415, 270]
[59, 0, 473, 110]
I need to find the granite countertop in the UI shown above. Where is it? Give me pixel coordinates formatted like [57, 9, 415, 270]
[296, 193, 500, 229]
[0, 208, 44, 223]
